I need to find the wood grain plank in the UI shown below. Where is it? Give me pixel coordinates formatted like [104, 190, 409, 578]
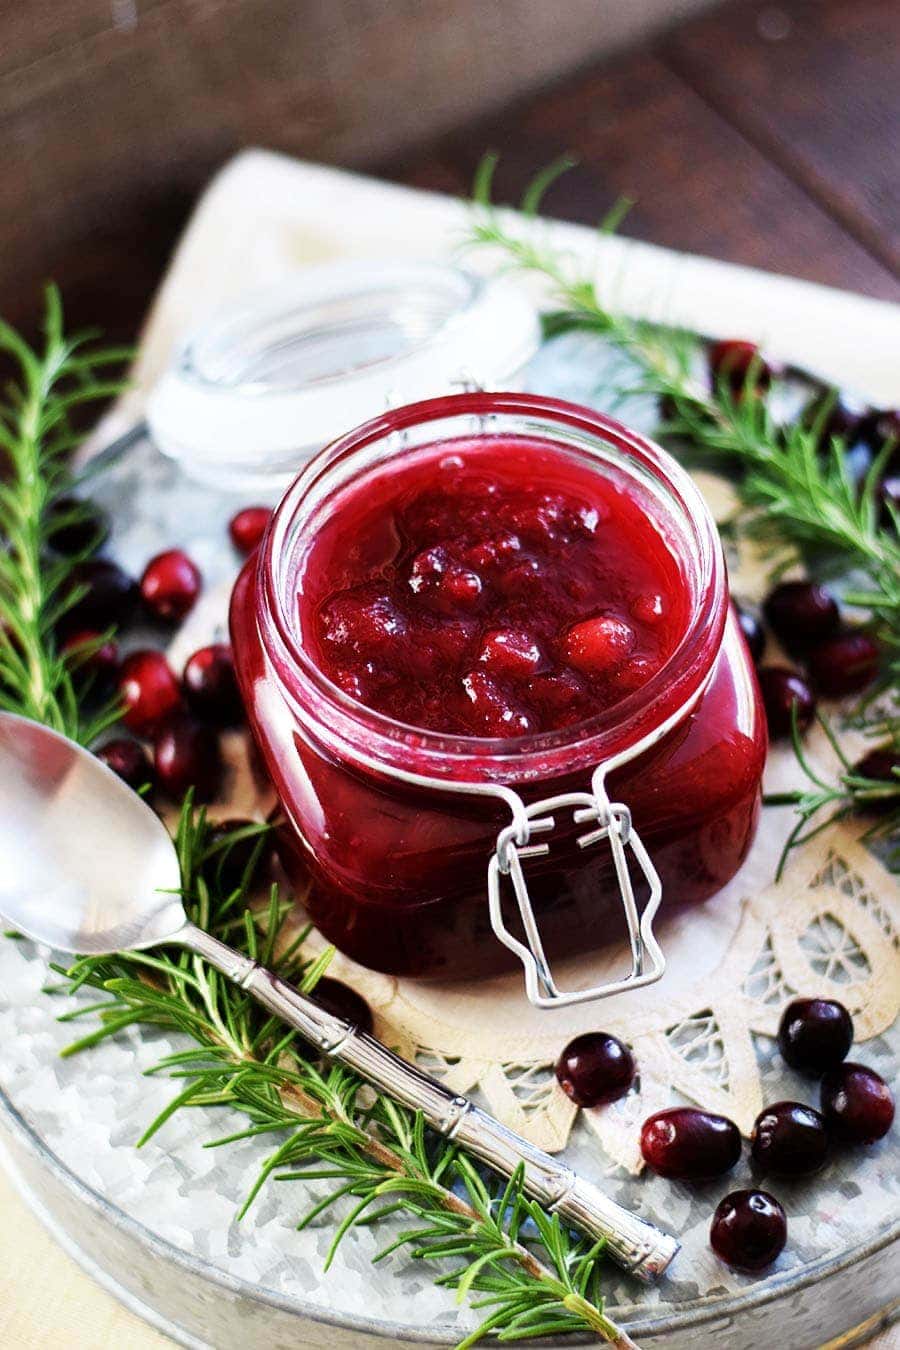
[384, 48, 900, 302]
[663, 0, 900, 276]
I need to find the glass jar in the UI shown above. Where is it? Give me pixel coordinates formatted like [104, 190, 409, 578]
[230, 393, 767, 1006]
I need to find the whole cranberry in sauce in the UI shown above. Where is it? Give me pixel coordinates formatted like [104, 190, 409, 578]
[763, 581, 840, 654]
[710, 1190, 787, 1272]
[119, 649, 182, 733]
[708, 340, 772, 397]
[310, 977, 373, 1035]
[806, 631, 880, 699]
[778, 998, 854, 1076]
[140, 550, 202, 623]
[183, 644, 243, 725]
[229, 506, 273, 556]
[640, 1107, 742, 1180]
[95, 738, 155, 795]
[58, 559, 138, 636]
[153, 713, 222, 802]
[751, 1101, 829, 1177]
[820, 1063, 894, 1144]
[555, 1032, 636, 1108]
[757, 666, 816, 740]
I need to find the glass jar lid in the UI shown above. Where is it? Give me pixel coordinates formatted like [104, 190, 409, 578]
[146, 259, 541, 490]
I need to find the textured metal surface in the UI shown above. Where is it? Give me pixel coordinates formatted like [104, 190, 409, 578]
[0, 330, 896, 1347]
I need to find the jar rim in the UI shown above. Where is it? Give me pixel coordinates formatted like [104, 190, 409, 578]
[258, 392, 728, 783]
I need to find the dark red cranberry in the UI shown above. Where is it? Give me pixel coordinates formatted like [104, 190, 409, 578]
[153, 713, 222, 802]
[852, 747, 900, 813]
[58, 559, 138, 636]
[183, 644, 243, 725]
[733, 601, 765, 665]
[229, 506, 272, 556]
[95, 738, 155, 796]
[60, 629, 119, 695]
[310, 977, 373, 1035]
[710, 1190, 787, 1271]
[758, 666, 816, 740]
[46, 495, 109, 556]
[762, 581, 840, 654]
[820, 1063, 894, 1144]
[708, 340, 771, 397]
[778, 999, 854, 1076]
[751, 1101, 829, 1177]
[640, 1107, 741, 1180]
[119, 649, 183, 733]
[806, 631, 880, 699]
[202, 818, 273, 894]
[555, 1032, 636, 1108]
[800, 392, 864, 451]
[140, 550, 202, 623]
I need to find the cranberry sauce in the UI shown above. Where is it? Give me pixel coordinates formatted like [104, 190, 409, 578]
[300, 439, 689, 737]
[231, 398, 766, 981]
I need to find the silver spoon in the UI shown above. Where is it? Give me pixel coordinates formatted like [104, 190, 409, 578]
[0, 711, 678, 1280]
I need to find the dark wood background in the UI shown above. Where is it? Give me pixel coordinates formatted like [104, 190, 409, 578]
[1, 0, 897, 347]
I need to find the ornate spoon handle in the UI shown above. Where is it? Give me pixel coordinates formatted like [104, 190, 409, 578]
[182, 923, 679, 1281]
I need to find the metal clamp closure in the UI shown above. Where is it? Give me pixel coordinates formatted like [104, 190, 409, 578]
[487, 768, 665, 1009]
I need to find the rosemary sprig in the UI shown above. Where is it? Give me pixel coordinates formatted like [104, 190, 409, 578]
[3, 292, 631, 1345]
[467, 156, 900, 848]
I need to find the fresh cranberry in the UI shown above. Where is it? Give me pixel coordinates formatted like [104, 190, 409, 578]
[751, 1101, 829, 1177]
[140, 550, 202, 623]
[58, 559, 138, 636]
[806, 631, 880, 698]
[202, 819, 273, 894]
[555, 1032, 636, 1108]
[708, 340, 771, 397]
[762, 582, 840, 654]
[46, 495, 109, 556]
[778, 998, 854, 1076]
[733, 601, 765, 665]
[119, 649, 183, 733]
[95, 738, 155, 795]
[310, 977, 373, 1035]
[800, 392, 864, 451]
[183, 644, 243, 725]
[60, 630, 119, 695]
[852, 747, 900, 812]
[640, 1107, 741, 1180]
[758, 666, 816, 740]
[229, 506, 272, 556]
[153, 713, 222, 802]
[563, 615, 634, 677]
[710, 1190, 786, 1271]
[820, 1063, 894, 1144]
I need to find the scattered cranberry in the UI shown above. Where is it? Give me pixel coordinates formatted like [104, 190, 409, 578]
[733, 601, 765, 665]
[820, 1063, 894, 1144]
[758, 666, 816, 740]
[60, 630, 119, 694]
[46, 496, 109, 556]
[852, 746, 900, 812]
[800, 392, 864, 451]
[778, 998, 854, 1076]
[58, 559, 138, 636]
[140, 550, 202, 623]
[751, 1101, 829, 1177]
[555, 1032, 636, 1108]
[119, 649, 183, 733]
[762, 581, 840, 654]
[229, 506, 272, 556]
[708, 340, 772, 397]
[806, 631, 880, 698]
[153, 713, 222, 802]
[310, 976, 373, 1035]
[640, 1107, 742, 1180]
[202, 818, 273, 894]
[710, 1190, 787, 1272]
[183, 644, 243, 725]
[563, 615, 634, 677]
[95, 738, 155, 795]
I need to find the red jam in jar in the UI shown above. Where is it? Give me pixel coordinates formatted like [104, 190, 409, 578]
[231, 394, 766, 983]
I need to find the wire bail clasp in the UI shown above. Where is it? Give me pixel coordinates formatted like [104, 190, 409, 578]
[486, 767, 666, 1009]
